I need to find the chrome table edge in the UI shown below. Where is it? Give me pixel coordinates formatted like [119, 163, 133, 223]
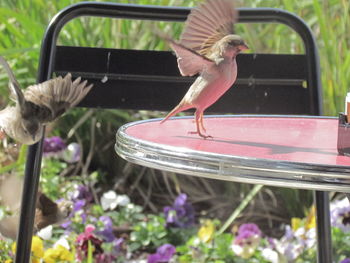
[115, 115, 350, 192]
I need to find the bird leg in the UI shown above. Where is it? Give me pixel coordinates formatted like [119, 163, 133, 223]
[199, 112, 206, 133]
[188, 110, 212, 139]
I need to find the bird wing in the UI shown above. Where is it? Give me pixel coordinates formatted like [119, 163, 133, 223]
[0, 56, 26, 107]
[169, 40, 214, 76]
[23, 73, 93, 123]
[36, 192, 58, 216]
[180, 0, 237, 57]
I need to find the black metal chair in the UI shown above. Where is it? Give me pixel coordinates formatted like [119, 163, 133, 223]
[15, 2, 330, 262]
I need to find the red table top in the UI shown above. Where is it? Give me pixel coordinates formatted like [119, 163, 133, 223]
[124, 116, 350, 167]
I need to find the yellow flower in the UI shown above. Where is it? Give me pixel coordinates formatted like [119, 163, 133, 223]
[4, 259, 12, 263]
[57, 245, 73, 261]
[11, 236, 44, 262]
[43, 245, 73, 263]
[305, 206, 316, 230]
[31, 236, 44, 259]
[291, 217, 302, 231]
[11, 242, 16, 254]
[198, 220, 215, 243]
[43, 248, 57, 263]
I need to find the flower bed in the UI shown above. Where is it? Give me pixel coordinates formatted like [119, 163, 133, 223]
[1, 137, 350, 262]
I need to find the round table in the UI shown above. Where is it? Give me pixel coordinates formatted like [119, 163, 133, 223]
[115, 115, 349, 263]
[115, 115, 350, 192]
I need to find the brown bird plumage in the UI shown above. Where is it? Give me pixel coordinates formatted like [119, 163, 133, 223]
[160, 0, 248, 138]
[0, 173, 72, 239]
[0, 55, 93, 144]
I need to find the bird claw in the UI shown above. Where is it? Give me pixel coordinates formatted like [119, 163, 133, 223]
[188, 131, 213, 139]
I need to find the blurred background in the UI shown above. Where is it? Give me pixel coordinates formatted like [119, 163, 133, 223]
[0, 0, 349, 237]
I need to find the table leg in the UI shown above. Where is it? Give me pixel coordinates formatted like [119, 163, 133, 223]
[315, 191, 332, 263]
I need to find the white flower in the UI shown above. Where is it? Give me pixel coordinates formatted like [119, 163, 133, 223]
[101, 190, 130, 211]
[62, 143, 81, 163]
[54, 236, 70, 250]
[116, 194, 131, 206]
[261, 248, 279, 263]
[37, 225, 52, 240]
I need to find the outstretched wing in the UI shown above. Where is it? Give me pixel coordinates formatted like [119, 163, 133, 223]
[169, 40, 214, 76]
[0, 55, 26, 107]
[23, 73, 93, 123]
[180, 0, 237, 57]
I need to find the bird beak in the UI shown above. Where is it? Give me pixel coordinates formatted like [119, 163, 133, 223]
[239, 43, 249, 51]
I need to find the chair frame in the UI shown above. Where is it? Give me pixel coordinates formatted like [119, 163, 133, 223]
[14, 2, 331, 262]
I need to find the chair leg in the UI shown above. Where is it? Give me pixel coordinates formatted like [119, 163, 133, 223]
[314, 190, 332, 263]
[15, 137, 44, 263]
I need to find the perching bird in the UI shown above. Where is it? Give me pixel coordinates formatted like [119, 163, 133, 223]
[160, 0, 248, 138]
[0, 173, 72, 240]
[0, 55, 93, 145]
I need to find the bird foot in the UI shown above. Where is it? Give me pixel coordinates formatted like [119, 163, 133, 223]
[188, 131, 213, 139]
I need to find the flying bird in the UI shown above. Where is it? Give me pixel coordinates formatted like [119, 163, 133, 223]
[0, 172, 72, 240]
[160, 0, 248, 138]
[0, 55, 93, 145]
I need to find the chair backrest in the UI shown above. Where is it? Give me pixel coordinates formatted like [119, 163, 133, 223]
[42, 3, 322, 115]
[15, 3, 323, 262]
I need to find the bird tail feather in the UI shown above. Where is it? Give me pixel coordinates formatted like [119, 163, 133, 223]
[160, 102, 191, 124]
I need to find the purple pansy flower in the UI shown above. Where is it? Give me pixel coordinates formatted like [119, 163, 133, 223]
[97, 216, 115, 242]
[164, 193, 195, 228]
[148, 244, 176, 263]
[73, 185, 94, 203]
[234, 223, 262, 246]
[331, 198, 350, 232]
[73, 199, 86, 212]
[237, 223, 262, 237]
[61, 198, 87, 230]
[232, 223, 262, 259]
[341, 259, 350, 263]
[112, 237, 124, 255]
[43, 136, 66, 154]
[95, 216, 124, 256]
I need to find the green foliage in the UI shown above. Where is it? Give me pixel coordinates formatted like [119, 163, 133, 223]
[40, 158, 68, 200]
[0, 238, 12, 262]
[130, 214, 169, 251]
[332, 227, 350, 260]
[106, 204, 144, 225]
[177, 234, 237, 263]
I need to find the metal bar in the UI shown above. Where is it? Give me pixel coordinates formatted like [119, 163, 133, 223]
[15, 132, 44, 263]
[55, 71, 305, 86]
[315, 191, 332, 263]
[238, 8, 322, 115]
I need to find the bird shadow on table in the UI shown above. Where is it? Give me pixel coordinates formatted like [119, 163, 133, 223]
[175, 136, 335, 156]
